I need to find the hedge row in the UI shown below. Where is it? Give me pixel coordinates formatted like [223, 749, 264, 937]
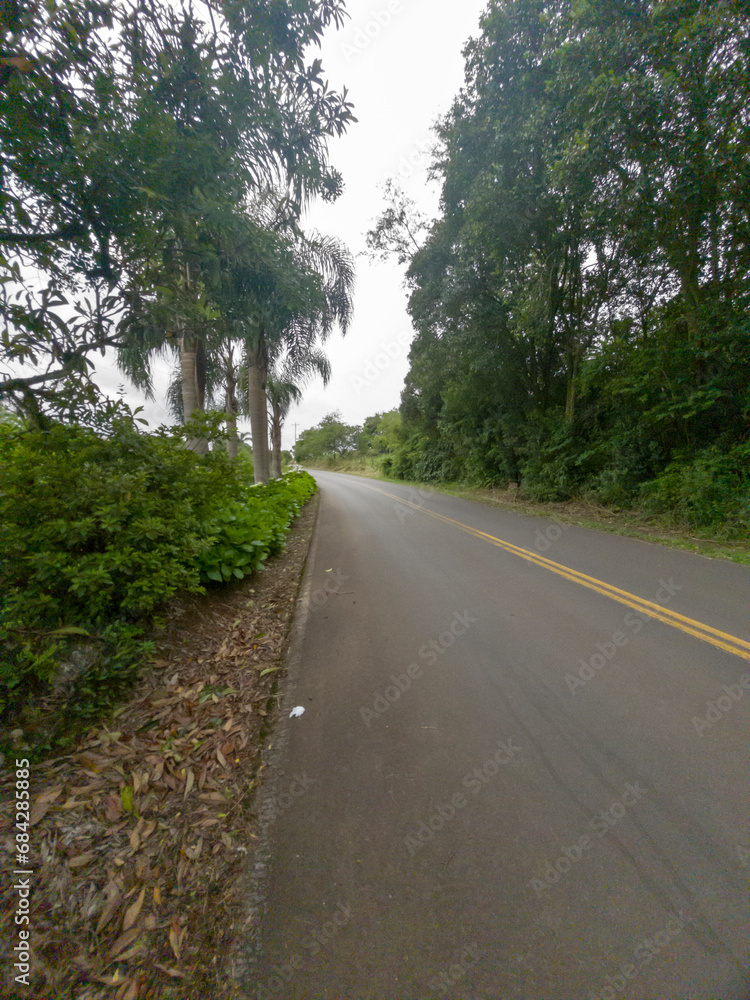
[0, 414, 316, 721]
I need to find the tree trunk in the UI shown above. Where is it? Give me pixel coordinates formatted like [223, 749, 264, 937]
[565, 344, 581, 422]
[247, 337, 270, 483]
[225, 403, 239, 459]
[270, 401, 283, 479]
[180, 331, 208, 455]
[225, 352, 239, 459]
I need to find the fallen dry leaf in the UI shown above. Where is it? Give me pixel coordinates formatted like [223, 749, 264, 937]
[68, 852, 96, 869]
[123, 886, 145, 931]
[184, 837, 203, 860]
[105, 793, 123, 822]
[121, 978, 140, 1000]
[96, 882, 122, 934]
[184, 768, 195, 799]
[155, 963, 186, 979]
[168, 916, 186, 961]
[36, 784, 64, 804]
[108, 926, 141, 960]
[29, 785, 63, 826]
[129, 819, 144, 852]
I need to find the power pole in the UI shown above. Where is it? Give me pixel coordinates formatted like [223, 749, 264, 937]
[293, 423, 299, 444]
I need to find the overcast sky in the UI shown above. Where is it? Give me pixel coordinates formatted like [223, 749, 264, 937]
[93, 0, 490, 450]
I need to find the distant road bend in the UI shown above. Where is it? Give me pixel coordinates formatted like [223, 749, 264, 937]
[244, 470, 749, 1000]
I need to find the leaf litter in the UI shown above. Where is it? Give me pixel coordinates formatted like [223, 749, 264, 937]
[0, 495, 318, 999]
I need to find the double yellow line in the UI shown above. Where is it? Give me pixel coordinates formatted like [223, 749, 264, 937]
[366, 483, 750, 663]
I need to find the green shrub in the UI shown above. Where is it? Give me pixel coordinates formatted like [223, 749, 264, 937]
[0, 413, 315, 722]
[198, 471, 316, 583]
[0, 417, 239, 625]
[639, 444, 750, 535]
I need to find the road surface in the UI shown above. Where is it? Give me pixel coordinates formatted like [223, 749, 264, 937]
[240, 471, 749, 999]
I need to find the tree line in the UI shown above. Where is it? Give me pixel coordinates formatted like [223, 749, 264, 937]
[368, 0, 749, 535]
[0, 0, 354, 481]
[294, 409, 401, 464]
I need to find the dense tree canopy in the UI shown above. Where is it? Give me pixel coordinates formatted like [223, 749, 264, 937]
[0, 0, 354, 427]
[295, 410, 359, 461]
[371, 0, 749, 534]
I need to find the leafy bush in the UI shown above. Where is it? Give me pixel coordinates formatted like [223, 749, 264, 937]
[198, 471, 316, 583]
[639, 444, 750, 535]
[0, 416, 237, 627]
[0, 413, 315, 720]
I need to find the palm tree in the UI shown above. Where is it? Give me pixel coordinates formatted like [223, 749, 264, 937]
[117, 258, 224, 455]
[266, 343, 331, 478]
[245, 230, 354, 482]
[117, 201, 353, 474]
[266, 375, 301, 479]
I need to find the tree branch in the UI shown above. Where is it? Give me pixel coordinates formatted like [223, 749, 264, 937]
[0, 222, 86, 245]
[0, 334, 124, 394]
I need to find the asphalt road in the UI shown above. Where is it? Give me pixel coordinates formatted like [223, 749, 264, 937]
[245, 471, 749, 1000]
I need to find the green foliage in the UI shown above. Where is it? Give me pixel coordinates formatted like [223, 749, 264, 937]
[368, 0, 749, 537]
[295, 409, 404, 468]
[0, 413, 315, 719]
[295, 411, 359, 462]
[0, 0, 355, 423]
[0, 620, 153, 759]
[358, 410, 402, 456]
[198, 472, 317, 584]
[0, 418, 231, 623]
[640, 446, 750, 535]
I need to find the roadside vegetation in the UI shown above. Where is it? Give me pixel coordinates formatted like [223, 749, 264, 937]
[0, 0, 352, 762]
[296, 409, 750, 563]
[0, 398, 316, 759]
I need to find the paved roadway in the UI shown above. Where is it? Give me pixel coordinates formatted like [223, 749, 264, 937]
[245, 471, 749, 999]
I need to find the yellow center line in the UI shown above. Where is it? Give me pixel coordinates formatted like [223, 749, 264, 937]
[358, 481, 750, 663]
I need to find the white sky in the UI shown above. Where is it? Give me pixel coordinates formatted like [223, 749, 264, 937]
[92, 0, 490, 450]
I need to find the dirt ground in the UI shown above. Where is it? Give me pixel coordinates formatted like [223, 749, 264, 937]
[0, 493, 319, 1000]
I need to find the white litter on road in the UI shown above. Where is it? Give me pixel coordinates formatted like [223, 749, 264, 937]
[289, 706, 305, 718]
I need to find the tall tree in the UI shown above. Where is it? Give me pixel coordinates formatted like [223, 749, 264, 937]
[1, 0, 355, 424]
[238, 204, 354, 483]
[370, 0, 749, 500]
[266, 343, 332, 478]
